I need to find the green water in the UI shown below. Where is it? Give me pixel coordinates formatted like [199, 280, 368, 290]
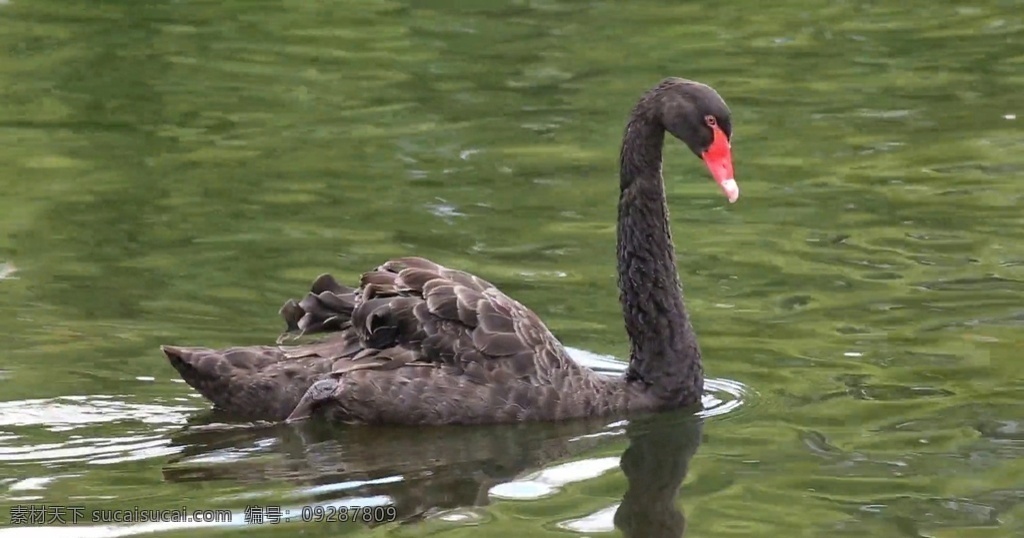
[1, 0, 1023, 536]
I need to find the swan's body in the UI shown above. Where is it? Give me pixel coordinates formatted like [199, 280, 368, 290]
[162, 77, 738, 425]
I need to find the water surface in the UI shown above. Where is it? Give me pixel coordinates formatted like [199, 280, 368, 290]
[1, 0, 1023, 536]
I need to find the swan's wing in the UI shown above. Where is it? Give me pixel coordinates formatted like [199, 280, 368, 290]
[163, 256, 578, 420]
[277, 256, 573, 384]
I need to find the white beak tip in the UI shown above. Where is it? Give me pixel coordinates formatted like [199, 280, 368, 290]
[720, 178, 739, 204]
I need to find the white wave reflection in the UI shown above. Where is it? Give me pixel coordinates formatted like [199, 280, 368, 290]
[0, 395, 198, 430]
[0, 260, 16, 280]
[0, 435, 181, 465]
[489, 456, 621, 500]
[0, 396, 198, 464]
[557, 503, 620, 533]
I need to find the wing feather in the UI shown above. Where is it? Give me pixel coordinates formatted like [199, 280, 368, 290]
[167, 256, 584, 423]
[279, 257, 571, 376]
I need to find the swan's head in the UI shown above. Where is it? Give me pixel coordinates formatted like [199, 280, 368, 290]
[656, 79, 738, 203]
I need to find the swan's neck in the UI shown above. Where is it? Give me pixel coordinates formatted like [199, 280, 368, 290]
[616, 110, 703, 406]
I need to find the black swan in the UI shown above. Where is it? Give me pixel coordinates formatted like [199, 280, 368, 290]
[161, 77, 738, 425]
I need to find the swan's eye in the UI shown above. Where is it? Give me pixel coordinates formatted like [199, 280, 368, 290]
[704, 115, 717, 127]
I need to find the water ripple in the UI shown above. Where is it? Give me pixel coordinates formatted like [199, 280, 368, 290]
[566, 346, 752, 420]
[0, 260, 16, 281]
[0, 396, 197, 465]
[0, 396, 197, 430]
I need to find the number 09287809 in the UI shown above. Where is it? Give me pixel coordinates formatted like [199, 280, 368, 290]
[300, 504, 397, 523]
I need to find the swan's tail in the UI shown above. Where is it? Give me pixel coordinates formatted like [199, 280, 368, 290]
[162, 273, 359, 420]
[277, 273, 357, 343]
[162, 344, 334, 421]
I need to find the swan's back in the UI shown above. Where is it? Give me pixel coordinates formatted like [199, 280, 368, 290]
[164, 257, 624, 424]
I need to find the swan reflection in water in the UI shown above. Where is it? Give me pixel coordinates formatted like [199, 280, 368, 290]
[162, 410, 702, 537]
[614, 414, 701, 537]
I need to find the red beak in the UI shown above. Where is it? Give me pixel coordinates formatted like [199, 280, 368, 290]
[701, 125, 738, 203]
